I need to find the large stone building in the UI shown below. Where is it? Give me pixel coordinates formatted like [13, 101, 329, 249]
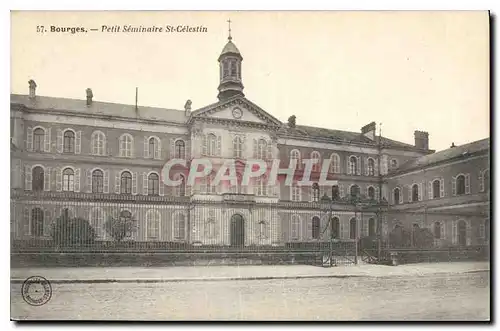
[10, 32, 490, 249]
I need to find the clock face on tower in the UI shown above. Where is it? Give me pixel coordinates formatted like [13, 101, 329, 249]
[232, 107, 243, 119]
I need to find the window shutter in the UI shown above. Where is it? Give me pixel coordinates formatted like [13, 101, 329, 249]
[74, 168, 81, 192]
[155, 138, 162, 160]
[44, 128, 51, 152]
[465, 174, 470, 194]
[307, 219, 313, 239]
[375, 187, 380, 201]
[267, 140, 273, 160]
[440, 178, 445, 198]
[428, 182, 433, 200]
[86, 169, 92, 193]
[130, 138, 135, 158]
[103, 170, 109, 193]
[56, 129, 63, 153]
[132, 172, 138, 195]
[418, 183, 423, 201]
[346, 158, 351, 175]
[374, 158, 379, 176]
[364, 157, 368, 176]
[398, 189, 403, 204]
[479, 171, 484, 192]
[253, 139, 258, 158]
[466, 222, 471, 246]
[75, 131, 81, 154]
[452, 221, 457, 245]
[55, 167, 62, 192]
[144, 137, 149, 158]
[356, 156, 361, 175]
[452, 176, 457, 196]
[339, 184, 345, 198]
[142, 172, 148, 195]
[44, 167, 51, 191]
[408, 185, 412, 203]
[362, 218, 368, 237]
[43, 209, 51, 237]
[479, 223, 485, 238]
[170, 138, 175, 159]
[23, 207, 30, 236]
[114, 172, 120, 194]
[440, 222, 445, 240]
[185, 139, 191, 160]
[24, 165, 32, 191]
[26, 127, 33, 151]
[216, 136, 222, 157]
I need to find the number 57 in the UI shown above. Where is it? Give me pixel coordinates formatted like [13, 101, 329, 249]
[36, 26, 44, 33]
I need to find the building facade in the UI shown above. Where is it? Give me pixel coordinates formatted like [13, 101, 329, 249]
[10, 33, 490, 249]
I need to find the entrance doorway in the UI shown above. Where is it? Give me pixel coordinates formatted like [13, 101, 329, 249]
[230, 214, 245, 247]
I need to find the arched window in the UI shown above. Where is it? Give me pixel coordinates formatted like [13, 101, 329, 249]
[174, 140, 185, 159]
[290, 149, 301, 169]
[119, 134, 133, 157]
[349, 218, 357, 239]
[412, 184, 419, 202]
[63, 130, 75, 153]
[311, 151, 321, 172]
[257, 139, 267, 160]
[92, 169, 104, 193]
[349, 156, 357, 175]
[33, 128, 45, 152]
[222, 60, 229, 78]
[390, 159, 398, 169]
[432, 180, 440, 199]
[312, 183, 320, 202]
[332, 185, 340, 200]
[62, 168, 75, 192]
[350, 185, 360, 199]
[394, 188, 400, 204]
[233, 136, 243, 158]
[174, 174, 186, 197]
[120, 171, 132, 194]
[368, 186, 375, 200]
[456, 175, 466, 195]
[148, 173, 159, 196]
[368, 218, 376, 236]
[174, 213, 186, 239]
[119, 210, 133, 238]
[367, 158, 375, 176]
[291, 183, 301, 202]
[32, 166, 44, 191]
[330, 153, 340, 173]
[291, 215, 301, 240]
[91, 131, 106, 156]
[148, 137, 157, 159]
[433, 222, 441, 239]
[31, 207, 44, 237]
[331, 217, 340, 239]
[257, 220, 268, 240]
[230, 59, 237, 76]
[457, 220, 467, 246]
[312, 216, 321, 239]
[146, 210, 160, 239]
[207, 134, 217, 156]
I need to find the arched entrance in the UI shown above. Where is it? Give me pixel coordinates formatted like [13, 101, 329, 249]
[230, 214, 245, 247]
[458, 220, 467, 246]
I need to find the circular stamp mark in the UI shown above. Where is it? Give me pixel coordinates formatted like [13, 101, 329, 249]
[21, 276, 52, 306]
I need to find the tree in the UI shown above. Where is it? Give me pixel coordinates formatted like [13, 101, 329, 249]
[412, 227, 434, 249]
[104, 212, 138, 242]
[389, 225, 412, 248]
[50, 215, 96, 247]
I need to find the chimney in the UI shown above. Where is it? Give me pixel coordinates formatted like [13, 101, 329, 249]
[184, 99, 192, 117]
[28, 79, 37, 99]
[414, 130, 429, 150]
[86, 88, 93, 106]
[450, 142, 456, 148]
[361, 121, 376, 140]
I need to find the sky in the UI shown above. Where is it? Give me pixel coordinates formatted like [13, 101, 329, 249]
[10, 11, 490, 152]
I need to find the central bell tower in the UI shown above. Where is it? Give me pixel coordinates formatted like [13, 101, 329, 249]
[217, 19, 244, 101]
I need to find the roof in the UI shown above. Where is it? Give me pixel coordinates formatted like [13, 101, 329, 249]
[11, 94, 187, 124]
[393, 138, 490, 174]
[219, 40, 242, 59]
[280, 124, 424, 151]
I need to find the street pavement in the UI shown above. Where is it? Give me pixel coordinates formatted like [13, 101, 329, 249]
[10, 261, 490, 283]
[11, 271, 489, 320]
